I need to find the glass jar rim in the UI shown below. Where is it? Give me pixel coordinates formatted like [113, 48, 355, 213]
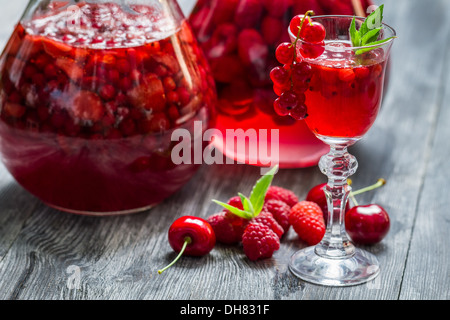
[288, 14, 396, 51]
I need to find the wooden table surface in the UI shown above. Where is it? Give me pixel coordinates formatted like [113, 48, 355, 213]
[0, 0, 449, 301]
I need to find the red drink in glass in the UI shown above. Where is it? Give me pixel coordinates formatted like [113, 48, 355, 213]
[304, 43, 386, 140]
[0, 2, 216, 214]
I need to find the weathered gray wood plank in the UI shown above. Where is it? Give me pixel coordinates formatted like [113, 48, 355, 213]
[398, 30, 450, 300]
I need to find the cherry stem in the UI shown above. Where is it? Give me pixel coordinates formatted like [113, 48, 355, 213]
[347, 178, 386, 206]
[158, 236, 192, 274]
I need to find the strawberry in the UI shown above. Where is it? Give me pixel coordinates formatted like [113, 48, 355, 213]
[42, 37, 72, 58]
[289, 201, 326, 246]
[242, 223, 280, 261]
[265, 186, 299, 208]
[263, 199, 291, 232]
[3, 102, 26, 118]
[127, 73, 166, 111]
[71, 90, 104, 122]
[55, 58, 83, 82]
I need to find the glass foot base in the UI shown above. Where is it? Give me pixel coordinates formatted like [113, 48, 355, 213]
[289, 246, 380, 286]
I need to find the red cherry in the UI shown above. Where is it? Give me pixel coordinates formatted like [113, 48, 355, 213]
[306, 183, 351, 224]
[158, 216, 216, 274]
[345, 204, 390, 245]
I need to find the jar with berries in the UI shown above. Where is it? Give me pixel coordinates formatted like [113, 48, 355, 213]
[188, 0, 382, 168]
[0, 0, 217, 215]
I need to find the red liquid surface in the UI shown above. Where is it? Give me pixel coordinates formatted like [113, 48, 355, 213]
[304, 43, 387, 139]
[0, 2, 216, 214]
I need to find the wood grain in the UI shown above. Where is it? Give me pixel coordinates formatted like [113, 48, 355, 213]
[0, 0, 449, 300]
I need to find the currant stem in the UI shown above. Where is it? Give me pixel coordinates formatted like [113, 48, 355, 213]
[292, 11, 315, 57]
[158, 237, 192, 274]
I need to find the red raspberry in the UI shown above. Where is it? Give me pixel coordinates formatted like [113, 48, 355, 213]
[263, 199, 291, 232]
[265, 186, 299, 208]
[242, 223, 280, 261]
[251, 211, 284, 239]
[289, 201, 326, 246]
[207, 196, 248, 244]
[225, 195, 244, 211]
[207, 211, 248, 245]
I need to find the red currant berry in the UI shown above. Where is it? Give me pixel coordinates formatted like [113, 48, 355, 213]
[274, 90, 300, 117]
[291, 61, 312, 82]
[275, 42, 295, 65]
[289, 15, 309, 36]
[299, 41, 325, 59]
[300, 21, 326, 43]
[274, 97, 290, 116]
[270, 66, 290, 86]
[289, 103, 307, 120]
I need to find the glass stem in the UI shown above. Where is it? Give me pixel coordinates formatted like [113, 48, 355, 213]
[315, 144, 358, 259]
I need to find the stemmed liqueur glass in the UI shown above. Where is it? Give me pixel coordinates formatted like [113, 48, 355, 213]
[288, 15, 396, 286]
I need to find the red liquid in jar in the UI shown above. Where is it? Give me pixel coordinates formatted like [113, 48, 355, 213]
[0, 2, 216, 214]
[304, 42, 386, 139]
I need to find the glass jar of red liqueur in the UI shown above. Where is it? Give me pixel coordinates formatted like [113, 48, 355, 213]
[0, 0, 217, 215]
[188, 0, 384, 168]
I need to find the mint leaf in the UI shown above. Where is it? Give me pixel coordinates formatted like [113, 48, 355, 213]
[349, 4, 393, 55]
[360, 4, 384, 36]
[212, 199, 253, 220]
[361, 27, 381, 45]
[354, 36, 395, 55]
[248, 165, 278, 216]
[212, 165, 279, 220]
[349, 17, 360, 47]
[238, 192, 254, 215]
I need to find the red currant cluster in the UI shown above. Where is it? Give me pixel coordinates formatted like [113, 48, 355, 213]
[270, 12, 326, 120]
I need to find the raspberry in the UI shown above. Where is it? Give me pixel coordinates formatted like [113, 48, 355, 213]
[242, 223, 280, 261]
[263, 199, 291, 232]
[226, 195, 244, 211]
[289, 201, 326, 246]
[251, 211, 284, 239]
[207, 211, 248, 245]
[265, 186, 299, 208]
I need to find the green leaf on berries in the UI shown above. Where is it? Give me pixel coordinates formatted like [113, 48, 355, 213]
[349, 4, 394, 55]
[239, 192, 254, 214]
[248, 165, 278, 216]
[212, 165, 279, 220]
[212, 200, 254, 220]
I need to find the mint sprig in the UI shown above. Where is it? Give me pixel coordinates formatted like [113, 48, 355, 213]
[349, 4, 395, 55]
[212, 165, 278, 220]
